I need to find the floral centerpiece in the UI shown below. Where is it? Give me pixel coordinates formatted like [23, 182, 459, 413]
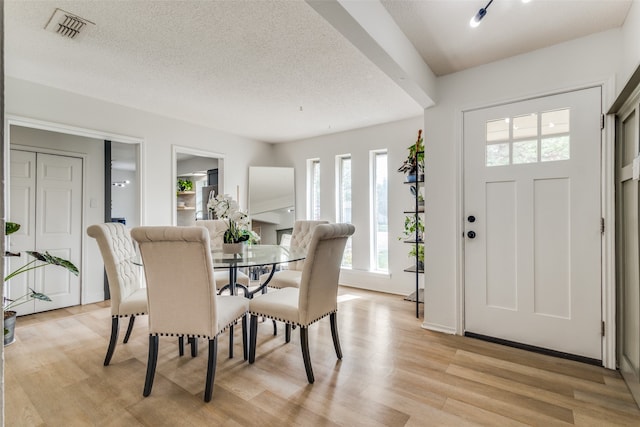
[207, 194, 259, 251]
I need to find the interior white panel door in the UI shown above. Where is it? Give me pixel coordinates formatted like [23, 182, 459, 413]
[8, 150, 82, 314]
[464, 87, 602, 360]
[34, 153, 82, 312]
[7, 150, 37, 316]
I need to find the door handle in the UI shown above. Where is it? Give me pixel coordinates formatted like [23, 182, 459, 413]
[467, 231, 476, 239]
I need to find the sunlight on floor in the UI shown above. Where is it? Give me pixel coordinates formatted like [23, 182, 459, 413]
[337, 294, 361, 303]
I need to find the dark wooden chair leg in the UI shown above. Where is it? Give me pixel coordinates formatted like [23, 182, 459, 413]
[330, 312, 342, 359]
[272, 320, 277, 336]
[285, 324, 291, 343]
[178, 336, 185, 356]
[242, 314, 248, 361]
[300, 326, 314, 384]
[143, 335, 159, 397]
[229, 324, 234, 359]
[123, 315, 135, 343]
[189, 337, 198, 357]
[104, 317, 119, 366]
[204, 338, 218, 402]
[249, 315, 259, 364]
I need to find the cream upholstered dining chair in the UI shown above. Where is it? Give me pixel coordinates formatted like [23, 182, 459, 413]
[258, 220, 328, 289]
[87, 223, 148, 366]
[249, 223, 355, 383]
[131, 226, 249, 402]
[196, 219, 250, 292]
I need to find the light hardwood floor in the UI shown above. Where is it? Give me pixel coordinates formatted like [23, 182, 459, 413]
[5, 287, 640, 426]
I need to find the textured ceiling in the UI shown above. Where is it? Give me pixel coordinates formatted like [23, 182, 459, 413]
[4, 0, 633, 143]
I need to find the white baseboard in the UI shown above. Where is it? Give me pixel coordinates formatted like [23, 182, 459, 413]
[422, 321, 457, 335]
[339, 268, 417, 296]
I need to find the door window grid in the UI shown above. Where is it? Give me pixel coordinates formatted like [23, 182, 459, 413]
[486, 109, 570, 167]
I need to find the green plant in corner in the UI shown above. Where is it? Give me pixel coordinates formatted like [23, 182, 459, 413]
[397, 129, 425, 178]
[4, 221, 79, 341]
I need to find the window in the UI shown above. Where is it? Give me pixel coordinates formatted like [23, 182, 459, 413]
[486, 109, 570, 167]
[336, 155, 352, 267]
[307, 159, 321, 220]
[371, 150, 388, 272]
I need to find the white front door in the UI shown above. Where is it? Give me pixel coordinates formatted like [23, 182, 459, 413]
[8, 150, 82, 315]
[463, 87, 602, 360]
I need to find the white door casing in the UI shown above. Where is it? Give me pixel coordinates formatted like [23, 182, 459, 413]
[464, 87, 602, 360]
[8, 150, 82, 315]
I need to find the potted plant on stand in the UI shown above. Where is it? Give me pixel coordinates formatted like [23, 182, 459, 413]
[397, 129, 424, 182]
[409, 243, 425, 271]
[399, 214, 424, 243]
[4, 221, 79, 345]
[207, 194, 260, 253]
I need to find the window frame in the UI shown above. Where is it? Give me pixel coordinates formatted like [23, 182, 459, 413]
[370, 149, 388, 273]
[306, 158, 321, 220]
[335, 154, 352, 268]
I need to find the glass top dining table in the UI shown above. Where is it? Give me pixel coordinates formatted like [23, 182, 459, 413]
[211, 244, 306, 297]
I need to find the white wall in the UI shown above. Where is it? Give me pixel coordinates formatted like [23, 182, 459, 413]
[6, 77, 275, 305]
[6, 78, 275, 222]
[620, 0, 640, 87]
[273, 116, 424, 295]
[177, 157, 219, 176]
[9, 125, 105, 304]
[423, 29, 623, 333]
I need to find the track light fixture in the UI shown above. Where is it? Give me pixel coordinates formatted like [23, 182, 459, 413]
[470, 0, 493, 28]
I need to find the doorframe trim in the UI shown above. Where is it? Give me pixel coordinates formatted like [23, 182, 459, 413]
[456, 79, 616, 369]
[4, 115, 145, 307]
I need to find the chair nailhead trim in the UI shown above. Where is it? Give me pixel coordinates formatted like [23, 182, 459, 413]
[248, 310, 336, 327]
[149, 315, 246, 340]
[115, 312, 147, 318]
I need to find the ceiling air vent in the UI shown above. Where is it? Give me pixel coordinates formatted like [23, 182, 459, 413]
[44, 8, 94, 39]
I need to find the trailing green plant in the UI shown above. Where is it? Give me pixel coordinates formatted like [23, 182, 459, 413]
[399, 214, 424, 242]
[409, 243, 424, 265]
[4, 222, 79, 323]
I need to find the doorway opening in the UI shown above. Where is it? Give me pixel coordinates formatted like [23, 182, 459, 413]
[172, 146, 224, 226]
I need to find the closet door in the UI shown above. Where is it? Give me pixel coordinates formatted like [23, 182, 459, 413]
[616, 102, 640, 405]
[8, 150, 82, 315]
[7, 150, 37, 316]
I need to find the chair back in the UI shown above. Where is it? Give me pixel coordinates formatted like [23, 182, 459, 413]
[289, 220, 329, 271]
[131, 226, 219, 338]
[298, 223, 355, 325]
[195, 219, 228, 250]
[87, 223, 142, 317]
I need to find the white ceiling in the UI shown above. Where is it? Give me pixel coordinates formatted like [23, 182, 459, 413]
[5, 0, 633, 143]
